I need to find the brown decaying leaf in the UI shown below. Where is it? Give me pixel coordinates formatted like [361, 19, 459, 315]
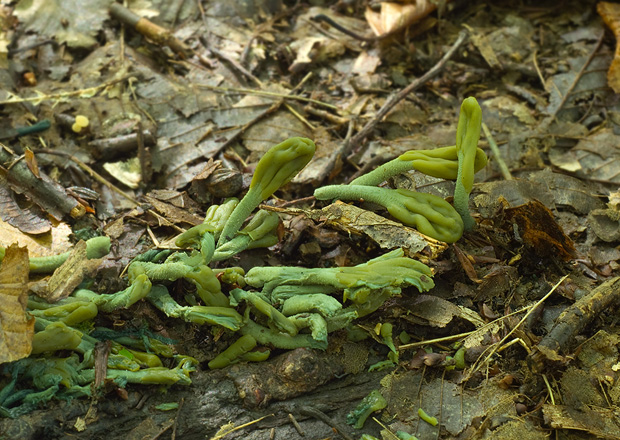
[0, 170, 50, 234]
[42, 240, 100, 303]
[0, 218, 71, 258]
[504, 199, 576, 261]
[24, 147, 40, 178]
[598, 1, 620, 93]
[143, 195, 203, 226]
[365, 0, 436, 37]
[0, 244, 34, 364]
[453, 244, 482, 284]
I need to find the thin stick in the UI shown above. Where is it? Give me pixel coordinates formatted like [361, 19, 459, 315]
[482, 122, 513, 180]
[549, 32, 605, 120]
[344, 30, 468, 159]
[32, 149, 140, 206]
[197, 84, 340, 111]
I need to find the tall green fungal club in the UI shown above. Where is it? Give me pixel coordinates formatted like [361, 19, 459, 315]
[217, 137, 315, 247]
[454, 96, 482, 231]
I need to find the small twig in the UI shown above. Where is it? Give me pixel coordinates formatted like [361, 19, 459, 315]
[209, 414, 274, 440]
[548, 31, 605, 121]
[32, 148, 140, 207]
[196, 84, 339, 111]
[171, 398, 184, 440]
[344, 30, 468, 160]
[299, 406, 355, 440]
[288, 413, 305, 436]
[0, 75, 132, 105]
[201, 37, 263, 87]
[311, 14, 387, 42]
[482, 122, 512, 180]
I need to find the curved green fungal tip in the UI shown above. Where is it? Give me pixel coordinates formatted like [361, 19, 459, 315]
[346, 389, 387, 429]
[208, 334, 257, 369]
[25, 236, 111, 274]
[250, 137, 316, 200]
[418, 407, 438, 426]
[351, 145, 487, 186]
[315, 185, 463, 242]
[397, 145, 487, 181]
[31, 321, 83, 354]
[380, 322, 396, 353]
[387, 188, 464, 243]
[456, 97, 482, 193]
[454, 97, 482, 231]
[217, 138, 315, 247]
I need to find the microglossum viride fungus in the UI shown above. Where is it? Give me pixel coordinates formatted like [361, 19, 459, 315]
[454, 96, 482, 231]
[217, 137, 315, 247]
[314, 185, 464, 243]
[349, 144, 487, 186]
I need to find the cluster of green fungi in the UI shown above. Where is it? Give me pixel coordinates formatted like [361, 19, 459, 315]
[0, 97, 485, 416]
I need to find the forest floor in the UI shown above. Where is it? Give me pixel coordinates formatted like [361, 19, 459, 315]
[2, 0, 620, 439]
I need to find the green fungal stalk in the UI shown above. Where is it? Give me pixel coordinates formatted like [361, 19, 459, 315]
[212, 209, 280, 261]
[315, 185, 464, 243]
[350, 144, 487, 187]
[454, 96, 482, 230]
[418, 407, 438, 426]
[208, 334, 257, 369]
[217, 137, 315, 247]
[346, 389, 387, 429]
[231, 288, 298, 336]
[147, 285, 243, 330]
[0, 236, 111, 273]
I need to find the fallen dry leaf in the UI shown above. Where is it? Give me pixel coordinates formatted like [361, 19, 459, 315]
[598, 1, 620, 93]
[0, 244, 34, 364]
[43, 240, 101, 302]
[365, 0, 436, 37]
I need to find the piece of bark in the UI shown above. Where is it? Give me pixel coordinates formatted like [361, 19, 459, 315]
[528, 276, 620, 372]
[0, 148, 82, 220]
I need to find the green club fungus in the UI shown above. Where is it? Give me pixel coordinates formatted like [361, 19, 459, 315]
[245, 248, 434, 305]
[314, 185, 464, 243]
[350, 144, 487, 187]
[346, 389, 387, 429]
[147, 285, 243, 330]
[281, 293, 343, 317]
[454, 96, 482, 230]
[28, 299, 98, 326]
[380, 322, 396, 353]
[72, 273, 152, 313]
[418, 407, 438, 426]
[0, 236, 111, 273]
[240, 317, 327, 350]
[212, 209, 280, 261]
[230, 288, 298, 336]
[217, 137, 315, 247]
[208, 334, 257, 369]
[31, 321, 83, 354]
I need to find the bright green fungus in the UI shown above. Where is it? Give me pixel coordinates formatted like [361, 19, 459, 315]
[315, 185, 464, 243]
[0, 236, 111, 273]
[7, 110, 486, 415]
[217, 137, 315, 247]
[346, 389, 387, 429]
[350, 144, 487, 186]
[454, 96, 482, 230]
[208, 334, 257, 369]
